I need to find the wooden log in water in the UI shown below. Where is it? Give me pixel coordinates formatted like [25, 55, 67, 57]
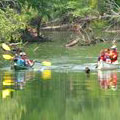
[65, 38, 79, 47]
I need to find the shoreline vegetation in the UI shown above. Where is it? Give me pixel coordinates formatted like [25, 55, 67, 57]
[0, 0, 120, 47]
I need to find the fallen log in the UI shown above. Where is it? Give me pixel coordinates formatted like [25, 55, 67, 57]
[9, 43, 21, 46]
[40, 24, 72, 31]
[76, 14, 120, 23]
[105, 30, 120, 33]
[65, 38, 79, 47]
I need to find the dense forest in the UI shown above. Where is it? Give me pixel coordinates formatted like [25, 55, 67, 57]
[0, 0, 120, 45]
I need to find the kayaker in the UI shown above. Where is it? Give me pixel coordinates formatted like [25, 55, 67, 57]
[20, 52, 34, 67]
[15, 56, 26, 67]
[14, 52, 28, 67]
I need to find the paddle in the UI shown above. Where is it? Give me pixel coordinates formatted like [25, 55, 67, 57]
[1, 43, 11, 51]
[2, 43, 52, 66]
[2, 54, 51, 66]
[35, 61, 51, 66]
[3, 54, 14, 60]
[1, 43, 18, 55]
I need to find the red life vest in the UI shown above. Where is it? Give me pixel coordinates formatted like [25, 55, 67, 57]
[110, 51, 118, 63]
[100, 55, 106, 61]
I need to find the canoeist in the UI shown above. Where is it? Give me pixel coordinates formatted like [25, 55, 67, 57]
[104, 48, 111, 63]
[98, 50, 106, 62]
[98, 45, 118, 64]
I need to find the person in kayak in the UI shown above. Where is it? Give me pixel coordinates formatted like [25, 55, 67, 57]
[14, 52, 34, 67]
[19, 52, 34, 67]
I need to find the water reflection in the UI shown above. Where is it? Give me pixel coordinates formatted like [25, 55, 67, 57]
[2, 72, 15, 99]
[1, 68, 52, 99]
[41, 69, 51, 80]
[1, 71, 34, 99]
[98, 70, 117, 90]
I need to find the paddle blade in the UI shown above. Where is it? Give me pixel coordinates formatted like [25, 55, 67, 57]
[3, 54, 13, 60]
[42, 61, 51, 66]
[2, 43, 11, 51]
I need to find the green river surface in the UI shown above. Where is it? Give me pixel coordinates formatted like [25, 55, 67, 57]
[0, 31, 120, 120]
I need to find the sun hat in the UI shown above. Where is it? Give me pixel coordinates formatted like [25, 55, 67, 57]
[111, 45, 117, 49]
[20, 52, 26, 56]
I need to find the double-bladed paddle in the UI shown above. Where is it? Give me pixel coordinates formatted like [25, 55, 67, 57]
[2, 54, 14, 60]
[2, 54, 51, 66]
[1, 43, 51, 66]
[1, 43, 11, 51]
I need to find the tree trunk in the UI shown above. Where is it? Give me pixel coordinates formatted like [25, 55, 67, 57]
[37, 17, 42, 37]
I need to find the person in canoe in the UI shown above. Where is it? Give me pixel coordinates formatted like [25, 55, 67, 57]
[109, 45, 118, 64]
[104, 48, 111, 63]
[99, 48, 111, 63]
[98, 50, 106, 62]
[98, 45, 118, 64]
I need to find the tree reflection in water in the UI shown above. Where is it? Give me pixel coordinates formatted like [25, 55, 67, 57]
[98, 70, 117, 90]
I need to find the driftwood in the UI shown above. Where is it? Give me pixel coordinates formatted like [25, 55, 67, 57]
[76, 14, 120, 23]
[39, 14, 120, 31]
[40, 24, 71, 31]
[9, 42, 21, 46]
[33, 46, 39, 52]
[105, 30, 120, 33]
[65, 38, 79, 47]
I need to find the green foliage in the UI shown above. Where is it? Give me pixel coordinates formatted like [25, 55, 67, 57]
[0, 5, 36, 42]
[90, 0, 98, 9]
[0, 0, 119, 43]
[65, 0, 97, 17]
[115, 0, 120, 6]
[71, 7, 99, 17]
[90, 20, 108, 36]
[18, 0, 56, 22]
[92, 20, 108, 29]
[0, 8, 23, 42]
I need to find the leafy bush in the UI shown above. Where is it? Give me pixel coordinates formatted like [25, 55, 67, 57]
[0, 6, 35, 42]
[71, 7, 99, 17]
[91, 20, 108, 29]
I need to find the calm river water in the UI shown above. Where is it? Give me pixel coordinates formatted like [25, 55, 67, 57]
[0, 31, 120, 120]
